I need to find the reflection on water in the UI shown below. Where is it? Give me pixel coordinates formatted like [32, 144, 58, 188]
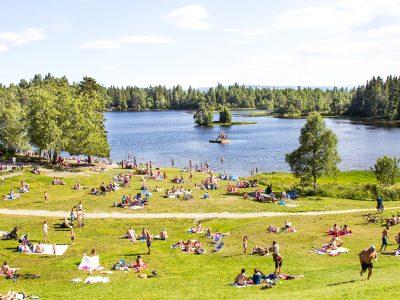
[105, 111, 400, 176]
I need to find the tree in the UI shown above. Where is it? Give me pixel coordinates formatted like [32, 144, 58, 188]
[285, 112, 340, 192]
[193, 103, 213, 126]
[0, 88, 29, 152]
[219, 105, 232, 123]
[373, 156, 400, 185]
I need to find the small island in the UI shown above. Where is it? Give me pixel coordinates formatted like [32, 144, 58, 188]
[193, 104, 256, 126]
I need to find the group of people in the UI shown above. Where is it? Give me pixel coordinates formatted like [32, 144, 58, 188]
[327, 224, 352, 236]
[52, 177, 65, 185]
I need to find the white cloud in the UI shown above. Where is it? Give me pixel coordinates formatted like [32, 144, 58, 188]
[77, 34, 176, 49]
[0, 44, 8, 52]
[163, 5, 210, 30]
[221, 28, 271, 37]
[0, 28, 46, 46]
[274, 0, 400, 33]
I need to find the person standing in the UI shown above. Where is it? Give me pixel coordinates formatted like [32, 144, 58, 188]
[146, 230, 152, 255]
[273, 252, 283, 274]
[376, 195, 384, 213]
[359, 245, 378, 280]
[44, 191, 48, 204]
[380, 226, 389, 252]
[242, 236, 249, 254]
[43, 220, 49, 242]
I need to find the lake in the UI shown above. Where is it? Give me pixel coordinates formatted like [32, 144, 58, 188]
[105, 111, 400, 176]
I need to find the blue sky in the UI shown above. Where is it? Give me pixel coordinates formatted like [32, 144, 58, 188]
[1, 0, 400, 87]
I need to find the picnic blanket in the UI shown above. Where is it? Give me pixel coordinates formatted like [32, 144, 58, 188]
[312, 246, 349, 256]
[27, 244, 69, 255]
[0, 231, 7, 238]
[78, 255, 102, 271]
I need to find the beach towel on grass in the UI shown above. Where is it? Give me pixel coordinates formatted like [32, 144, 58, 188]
[78, 255, 102, 271]
[27, 244, 69, 255]
[313, 247, 349, 256]
[0, 231, 7, 238]
[84, 276, 109, 284]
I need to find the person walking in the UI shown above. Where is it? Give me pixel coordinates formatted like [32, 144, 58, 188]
[359, 245, 378, 280]
[380, 226, 389, 252]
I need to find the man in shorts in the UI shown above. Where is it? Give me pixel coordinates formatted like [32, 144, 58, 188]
[273, 252, 283, 274]
[359, 245, 378, 279]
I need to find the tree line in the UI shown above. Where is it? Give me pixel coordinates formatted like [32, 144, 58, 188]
[106, 83, 352, 116]
[0, 74, 109, 162]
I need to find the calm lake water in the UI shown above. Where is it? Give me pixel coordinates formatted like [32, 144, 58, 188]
[105, 111, 400, 176]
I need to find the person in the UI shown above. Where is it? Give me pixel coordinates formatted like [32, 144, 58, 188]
[44, 191, 48, 203]
[273, 252, 283, 274]
[396, 232, 400, 250]
[242, 236, 249, 254]
[133, 255, 146, 271]
[43, 220, 49, 242]
[272, 241, 279, 254]
[1, 261, 14, 278]
[380, 226, 389, 252]
[376, 195, 384, 213]
[70, 229, 75, 244]
[234, 268, 249, 286]
[359, 245, 378, 280]
[146, 231, 152, 255]
[126, 227, 136, 241]
[160, 228, 168, 240]
[252, 268, 265, 284]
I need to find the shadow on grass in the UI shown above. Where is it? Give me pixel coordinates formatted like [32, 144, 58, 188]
[326, 280, 355, 286]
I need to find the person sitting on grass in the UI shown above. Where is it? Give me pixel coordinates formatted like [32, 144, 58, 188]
[35, 242, 44, 253]
[61, 217, 73, 229]
[160, 229, 168, 240]
[73, 181, 81, 190]
[235, 268, 250, 286]
[126, 227, 136, 242]
[329, 236, 344, 248]
[190, 221, 203, 233]
[132, 255, 147, 272]
[0, 262, 15, 278]
[252, 268, 266, 285]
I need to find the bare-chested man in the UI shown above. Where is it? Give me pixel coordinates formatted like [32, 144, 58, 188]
[359, 245, 378, 280]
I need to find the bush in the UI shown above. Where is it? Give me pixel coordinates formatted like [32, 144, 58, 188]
[373, 156, 400, 185]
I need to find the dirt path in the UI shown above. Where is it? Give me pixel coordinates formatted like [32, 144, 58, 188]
[0, 207, 398, 219]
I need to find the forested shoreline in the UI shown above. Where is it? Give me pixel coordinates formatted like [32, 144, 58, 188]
[1, 73, 400, 156]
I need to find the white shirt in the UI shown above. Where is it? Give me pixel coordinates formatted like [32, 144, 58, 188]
[43, 224, 48, 233]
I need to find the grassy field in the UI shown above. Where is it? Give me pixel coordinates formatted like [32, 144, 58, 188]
[1, 167, 399, 299]
[1, 168, 398, 214]
[0, 212, 400, 299]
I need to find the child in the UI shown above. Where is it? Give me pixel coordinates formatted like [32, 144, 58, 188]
[243, 236, 249, 254]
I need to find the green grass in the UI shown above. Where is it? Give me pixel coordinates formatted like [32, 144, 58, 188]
[0, 212, 400, 299]
[1, 169, 398, 214]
